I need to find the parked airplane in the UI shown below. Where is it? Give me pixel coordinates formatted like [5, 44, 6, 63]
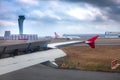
[54, 32, 80, 40]
[0, 35, 99, 75]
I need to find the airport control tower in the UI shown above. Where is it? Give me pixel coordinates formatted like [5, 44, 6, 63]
[18, 15, 25, 34]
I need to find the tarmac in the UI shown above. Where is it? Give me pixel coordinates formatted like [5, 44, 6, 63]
[0, 64, 120, 80]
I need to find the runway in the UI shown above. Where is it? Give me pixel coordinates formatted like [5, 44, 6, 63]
[0, 64, 120, 80]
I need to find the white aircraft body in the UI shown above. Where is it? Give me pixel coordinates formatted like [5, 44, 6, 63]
[0, 35, 99, 75]
[54, 32, 80, 40]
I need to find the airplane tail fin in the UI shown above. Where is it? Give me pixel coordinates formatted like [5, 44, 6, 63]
[85, 35, 99, 48]
[111, 59, 120, 69]
[54, 32, 60, 38]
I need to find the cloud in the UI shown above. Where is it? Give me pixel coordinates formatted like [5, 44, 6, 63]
[29, 10, 45, 18]
[0, 0, 120, 36]
[0, 20, 18, 36]
[94, 23, 120, 33]
[62, 0, 120, 22]
[26, 9, 62, 25]
[0, 20, 16, 27]
[16, 0, 39, 6]
[66, 5, 108, 21]
[62, 0, 119, 6]
[45, 10, 62, 20]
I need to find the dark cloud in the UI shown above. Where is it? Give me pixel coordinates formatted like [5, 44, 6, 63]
[62, 0, 120, 22]
[61, 0, 119, 6]
[103, 6, 120, 21]
[107, 6, 120, 15]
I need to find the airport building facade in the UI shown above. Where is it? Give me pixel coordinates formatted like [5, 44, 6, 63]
[105, 32, 120, 38]
[4, 31, 38, 40]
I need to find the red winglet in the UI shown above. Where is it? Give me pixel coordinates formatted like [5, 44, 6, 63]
[85, 35, 99, 48]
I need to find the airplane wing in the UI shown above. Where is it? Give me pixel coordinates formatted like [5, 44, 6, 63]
[0, 35, 99, 75]
[48, 35, 99, 48]
[0, 49, 66, 75]
[47, 41, 83, 48]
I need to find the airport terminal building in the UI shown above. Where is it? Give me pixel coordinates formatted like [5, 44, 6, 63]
[63, 31, 120, 39]
[4, 31, 38, 40]
[105, 32, 120, 38]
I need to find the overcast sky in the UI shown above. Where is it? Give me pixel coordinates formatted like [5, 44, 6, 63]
[0, 0, 120, 36]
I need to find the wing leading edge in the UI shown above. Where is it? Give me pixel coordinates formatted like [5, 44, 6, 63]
[48, 35, 99, 48]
